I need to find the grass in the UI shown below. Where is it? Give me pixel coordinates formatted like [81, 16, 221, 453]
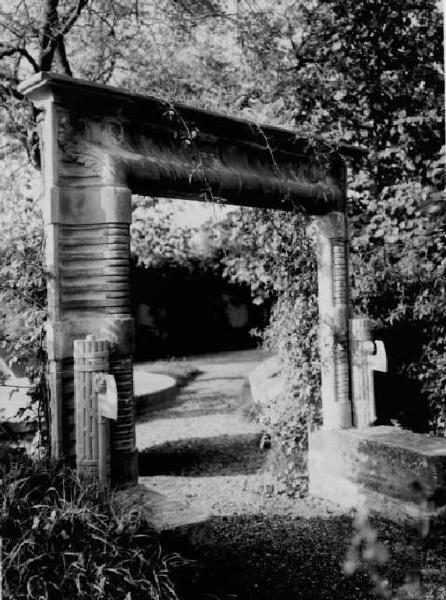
[0, 460, 185, 600]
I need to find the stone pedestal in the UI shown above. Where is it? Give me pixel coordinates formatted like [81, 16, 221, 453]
[309, 426, 446, 522]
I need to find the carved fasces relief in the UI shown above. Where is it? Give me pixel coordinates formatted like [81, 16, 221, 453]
[350, 318, 388, 428]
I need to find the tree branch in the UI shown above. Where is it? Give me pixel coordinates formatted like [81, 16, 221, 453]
[39, 0, 59, 71]
[0, 80, 24, 101]
[0, 46, 39, 72]
[60, 0, 89, 37]
[40, 0, 89, 73]
[56, 38, 72, 76]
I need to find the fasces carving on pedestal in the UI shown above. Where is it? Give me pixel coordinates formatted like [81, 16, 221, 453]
[350, 318, 388, 428]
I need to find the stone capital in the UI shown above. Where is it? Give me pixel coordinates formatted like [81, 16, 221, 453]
[47, 317, 135, 361]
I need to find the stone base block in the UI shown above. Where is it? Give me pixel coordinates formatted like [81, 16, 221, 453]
[308, 426, 446, 522]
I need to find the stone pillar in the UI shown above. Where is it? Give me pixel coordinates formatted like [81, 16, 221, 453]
[45, 182, 137, 484]
[310, 212, 352, 429]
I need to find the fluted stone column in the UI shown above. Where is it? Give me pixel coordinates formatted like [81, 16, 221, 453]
[311, 212, 352, 429]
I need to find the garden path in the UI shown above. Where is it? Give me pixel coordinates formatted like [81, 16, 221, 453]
[135, 349, 339, 519]
[134, 349, 440, 600]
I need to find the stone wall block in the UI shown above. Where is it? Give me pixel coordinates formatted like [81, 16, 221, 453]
[309, 426, 446, 521]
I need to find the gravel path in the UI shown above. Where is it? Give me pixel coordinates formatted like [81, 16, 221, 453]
[136, 349, 342, 519]
[135, 350, 446, 600]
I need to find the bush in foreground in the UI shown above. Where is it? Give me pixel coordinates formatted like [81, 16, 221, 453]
[0, 461, 183, 600]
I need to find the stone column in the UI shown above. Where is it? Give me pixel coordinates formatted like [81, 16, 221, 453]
[310, 212, 352, 429]
[45, 182, 137, 484]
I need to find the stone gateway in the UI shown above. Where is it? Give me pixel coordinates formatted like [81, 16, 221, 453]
[20, 72, 364, 485]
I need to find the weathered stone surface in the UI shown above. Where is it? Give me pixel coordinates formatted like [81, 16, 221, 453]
[309, 426, 446, 521]
[17, 72, 363, 215]
[18, 70, 364, 483]
[248, 355, 284, 408]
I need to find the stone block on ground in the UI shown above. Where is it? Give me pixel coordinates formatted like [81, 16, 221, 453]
[114, 483, 210, 540]
[309, 426, 446, 522]
[248, 355, 284, 408]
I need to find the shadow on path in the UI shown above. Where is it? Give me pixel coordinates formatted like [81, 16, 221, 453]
[138, 433, 265, 477]
[166, 514, 428, 600]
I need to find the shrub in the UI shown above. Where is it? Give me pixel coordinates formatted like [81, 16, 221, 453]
[0, 161, 46, 369]
[213, 207, 320, 495]
[350, 181, 446, 432]
[0, 461, 184, 600]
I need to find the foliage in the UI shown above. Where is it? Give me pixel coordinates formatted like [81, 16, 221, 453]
[130, 196, 203, 270]
[350, 181, 446, 432]
[211, 207, 320, 494]
[0, 460, 184, 600]
[206, 0, 445, 494]
[0, 0, 240, 372]
[0, 159, 46, 367]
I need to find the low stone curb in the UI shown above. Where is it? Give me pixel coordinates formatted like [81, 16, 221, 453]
[134, 371, 177, 417]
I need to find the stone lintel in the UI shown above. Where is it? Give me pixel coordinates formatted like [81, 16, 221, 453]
[309, 426, 446, 522]
[17, 72, 367, 215]
[47, 317, 135, 361]
[18, 72, 365, 159]
[45, 186, 132, 224]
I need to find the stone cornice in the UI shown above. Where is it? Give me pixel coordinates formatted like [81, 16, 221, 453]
[19, 72, 366, 214]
